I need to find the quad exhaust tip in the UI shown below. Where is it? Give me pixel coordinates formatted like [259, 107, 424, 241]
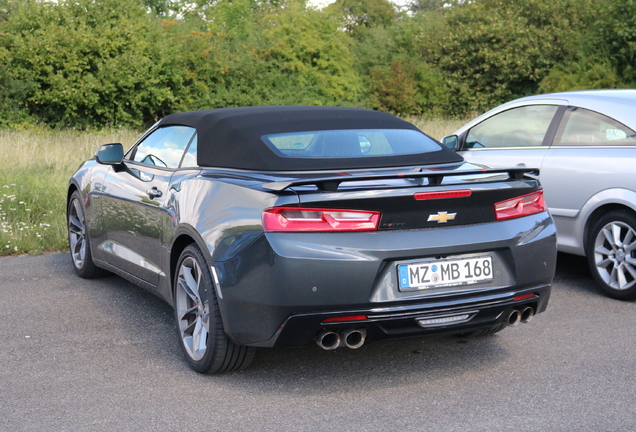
[315, 330, 341, 351]
[340, 328, 367, 349]
[520, 306, 534, 323]
[507, 309, 521, 326]
[507, 306, 535, 327]
[315, 328, 367, 351]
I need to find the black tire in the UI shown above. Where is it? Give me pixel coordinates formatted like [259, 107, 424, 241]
[174, 244, 255, 374]
[67, 191, 107, 279]
[586, 210, 636, 300]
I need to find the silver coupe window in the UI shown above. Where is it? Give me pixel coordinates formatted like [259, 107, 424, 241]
[556, 107, 636, 146]
[466, 105, 558, 149]
[262, 129, 441, 158]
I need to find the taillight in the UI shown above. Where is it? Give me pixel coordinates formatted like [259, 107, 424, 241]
[494, 190, 546, 221]
[262, 207, 381, 232]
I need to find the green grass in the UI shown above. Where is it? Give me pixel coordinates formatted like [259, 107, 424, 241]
[0, 128, 140, 256]
[0, 117, 469, 256]
[406, 117, 472, 141]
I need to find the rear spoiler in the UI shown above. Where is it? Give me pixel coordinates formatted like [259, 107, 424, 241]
[262, 168, 539, 192]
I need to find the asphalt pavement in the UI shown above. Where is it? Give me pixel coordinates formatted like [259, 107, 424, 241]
[1, 252, 635, 431]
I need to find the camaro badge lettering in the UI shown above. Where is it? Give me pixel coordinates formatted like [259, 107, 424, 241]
[428, 211, 457, 223]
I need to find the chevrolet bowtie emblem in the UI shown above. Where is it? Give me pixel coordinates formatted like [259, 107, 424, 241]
[428, 211, 457, 223]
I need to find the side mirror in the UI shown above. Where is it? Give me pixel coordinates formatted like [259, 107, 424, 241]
[95, 143, 124, 165]
[441, 135, 459, 150]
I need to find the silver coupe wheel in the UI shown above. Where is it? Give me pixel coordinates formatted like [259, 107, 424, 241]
[68, 196, 87, 270]
[591, 216, 636, 295]
[175, 256, 210, 361]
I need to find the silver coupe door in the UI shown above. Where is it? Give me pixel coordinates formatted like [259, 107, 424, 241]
[457, 105, 561, 171]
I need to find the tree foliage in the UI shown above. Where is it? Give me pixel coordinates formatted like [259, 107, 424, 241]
[327, 0, 396, 35]
[3, 0, 187, 127]
[0, 0, 634, 128]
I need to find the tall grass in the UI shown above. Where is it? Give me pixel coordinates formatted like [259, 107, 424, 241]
[0, 117, 469, 256]
[0, 128, 140, 255]
[406, 117, 472, 141]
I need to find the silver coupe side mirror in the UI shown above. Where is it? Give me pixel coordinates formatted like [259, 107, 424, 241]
[441, 135, 459, 150]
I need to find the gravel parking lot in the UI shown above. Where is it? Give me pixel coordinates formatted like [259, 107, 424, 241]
[1, 252, 635, 431]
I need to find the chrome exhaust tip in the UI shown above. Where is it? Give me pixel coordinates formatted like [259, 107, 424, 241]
[315, 330, 341, 351]
[520, 306, 535, 323]
[340, 328, 367, 350]
[507, 309, 521, 326]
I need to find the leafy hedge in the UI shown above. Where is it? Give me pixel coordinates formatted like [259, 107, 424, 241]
[0, 0, 633, 129]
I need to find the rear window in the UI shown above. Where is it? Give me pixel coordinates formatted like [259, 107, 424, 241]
[556, 107, 636, 146]
[262, 129, 441, 158]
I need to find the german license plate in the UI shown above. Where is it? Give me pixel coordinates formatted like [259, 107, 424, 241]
[398, 256, 493, 291]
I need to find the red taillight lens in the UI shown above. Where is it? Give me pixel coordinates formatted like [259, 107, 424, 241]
[494, 190, 546, 221]
[263, 207, 381, 232]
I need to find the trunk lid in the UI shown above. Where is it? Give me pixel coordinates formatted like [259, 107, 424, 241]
[265, 166, 541, 230]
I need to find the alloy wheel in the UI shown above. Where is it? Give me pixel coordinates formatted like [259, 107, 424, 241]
[593, 220, 636, 291]
[68, 197, 86, 270]
[175, 256, 210, 361]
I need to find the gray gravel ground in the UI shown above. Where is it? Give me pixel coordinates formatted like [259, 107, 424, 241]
[1, 252, 635, 431]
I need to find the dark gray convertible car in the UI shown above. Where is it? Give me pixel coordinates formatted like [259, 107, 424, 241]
[67, 106, 556, 374]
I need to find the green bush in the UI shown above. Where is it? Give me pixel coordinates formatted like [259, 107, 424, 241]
[1, 0, 636, 126]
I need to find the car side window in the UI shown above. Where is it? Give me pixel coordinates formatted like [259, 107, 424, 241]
[179, 133, 198, 168]
[132, 126, 196, 169]
[555, 107, 636, 146]
[465, 105, 558, 149]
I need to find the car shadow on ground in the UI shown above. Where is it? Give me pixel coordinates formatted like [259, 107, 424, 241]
[232, 333, 509, 395]
[552, 252, 601, 297]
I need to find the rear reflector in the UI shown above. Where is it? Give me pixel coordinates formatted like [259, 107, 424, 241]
[513, 293, 536, 301]
[414, 190, 472, 200]
[494, 190, 546, 221]
[323, 315, 368, 323]
[263, 207, 381, 232]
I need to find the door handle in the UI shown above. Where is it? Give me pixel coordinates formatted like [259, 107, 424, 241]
[146, 187, 163, 199]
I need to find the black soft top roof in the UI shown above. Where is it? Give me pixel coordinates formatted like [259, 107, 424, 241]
[158, 106, 462, 171]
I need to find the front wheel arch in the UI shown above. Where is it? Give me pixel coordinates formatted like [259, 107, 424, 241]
[67, 184, 79, 207]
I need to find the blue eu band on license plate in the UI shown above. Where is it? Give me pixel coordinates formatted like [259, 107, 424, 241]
[398, 256, 493, 291]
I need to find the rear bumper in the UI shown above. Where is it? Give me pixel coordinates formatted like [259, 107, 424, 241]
[211, 212, 557, 347]
[267, 284, 550, 347]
